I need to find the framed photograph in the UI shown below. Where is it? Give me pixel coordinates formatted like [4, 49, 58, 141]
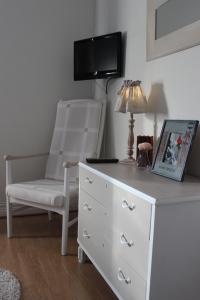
[152, 120, 199, 181]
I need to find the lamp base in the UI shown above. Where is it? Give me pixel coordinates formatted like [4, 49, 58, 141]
[119, 158, 136, 165]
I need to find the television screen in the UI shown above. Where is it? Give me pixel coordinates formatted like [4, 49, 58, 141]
[74, 32, 122, 81]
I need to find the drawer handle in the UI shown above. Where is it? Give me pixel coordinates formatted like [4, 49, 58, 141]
[85, 177, 93, 184]
[83, 203, 92, 211]
[83, 230, 91, 239]
[122, 199, 135, 211]
[118, 269, 131, 285]
[120, 233, 134, 247]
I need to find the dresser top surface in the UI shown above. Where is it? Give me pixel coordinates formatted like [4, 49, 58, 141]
[79, 162, 200, 205]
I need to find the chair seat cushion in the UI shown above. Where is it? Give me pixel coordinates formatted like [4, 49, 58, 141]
[6, 179, 78, 209]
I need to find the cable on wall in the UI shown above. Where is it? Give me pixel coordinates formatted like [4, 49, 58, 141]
[105, 78, 113, 94]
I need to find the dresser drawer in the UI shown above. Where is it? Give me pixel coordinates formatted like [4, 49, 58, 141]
[78, 208, 104, 267]
[111, 185, 151, 239]
[107, 226, 149, 280]
[78, 193, 110, 277]
[110, 253, 146, 300]
[107, 186, 151, 279]
[78, 189, 108, 246]
[78, 223, 97, 262]
[79, 167, 112, 207]
[79, 189, 108, 231]
[78, 222, 114, 289]
[79, 224, 146, 300]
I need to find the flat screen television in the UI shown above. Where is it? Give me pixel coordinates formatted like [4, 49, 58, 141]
[74, 32, 122, 81]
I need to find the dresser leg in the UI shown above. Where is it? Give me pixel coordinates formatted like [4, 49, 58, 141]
[78, 246, 87, 263]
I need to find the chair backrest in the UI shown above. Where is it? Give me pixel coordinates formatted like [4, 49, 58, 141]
[45, 99, 106, 182]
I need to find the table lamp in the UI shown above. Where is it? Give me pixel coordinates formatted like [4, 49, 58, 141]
[114, 80, 147, 164]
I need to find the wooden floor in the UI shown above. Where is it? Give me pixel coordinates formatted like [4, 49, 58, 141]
[0, 214, 117, 300]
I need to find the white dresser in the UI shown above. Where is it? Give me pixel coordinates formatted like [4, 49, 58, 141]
[78, 162, 200, 300]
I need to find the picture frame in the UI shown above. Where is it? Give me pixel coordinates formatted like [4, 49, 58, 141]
[152, 120, 199, 181]
[147, 0, 200, 61]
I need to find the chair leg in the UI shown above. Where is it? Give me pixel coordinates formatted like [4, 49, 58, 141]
[6, 196, 12, 238]
[48, 211, 52, 221]
[61, 211, 69, 255]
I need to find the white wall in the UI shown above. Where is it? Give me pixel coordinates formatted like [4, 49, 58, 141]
[95, 0, 200, 176]
[0, 0, 95, 214]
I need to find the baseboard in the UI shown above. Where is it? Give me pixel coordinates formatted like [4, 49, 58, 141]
[0, 203, 44, 217]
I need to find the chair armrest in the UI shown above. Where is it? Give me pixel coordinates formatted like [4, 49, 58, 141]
[63, 161, 79, 169]
[3, 152, 49, 161]
[4, 152, 49, 185]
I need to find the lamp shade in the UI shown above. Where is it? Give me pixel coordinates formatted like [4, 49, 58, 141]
[114, 80, 147, 114]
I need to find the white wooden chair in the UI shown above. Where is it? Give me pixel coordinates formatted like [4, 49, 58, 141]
[4, 99, 106, 255]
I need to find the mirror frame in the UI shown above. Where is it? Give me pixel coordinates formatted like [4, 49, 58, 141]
[147, 0, 200, 61]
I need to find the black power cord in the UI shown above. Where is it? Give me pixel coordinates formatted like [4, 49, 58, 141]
[105, 78, 113, 94]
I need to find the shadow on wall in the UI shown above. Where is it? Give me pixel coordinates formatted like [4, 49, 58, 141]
[122, 31, 127, 77]
[187, 125, 200, 177]
[146, 83, 168, 148]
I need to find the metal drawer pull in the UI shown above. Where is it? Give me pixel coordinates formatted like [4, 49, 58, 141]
[83, 230, 91, 239]
[118, 269, 131, 284]
[83, 203, 92, 211]
[122, 199, 135, 211]
[85, 177, 93, 184]
[120, 233, 134, 247]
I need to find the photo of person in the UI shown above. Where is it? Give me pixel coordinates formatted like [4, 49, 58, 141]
[163, 132, 183, 166]
[152, 120, 199, 181]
